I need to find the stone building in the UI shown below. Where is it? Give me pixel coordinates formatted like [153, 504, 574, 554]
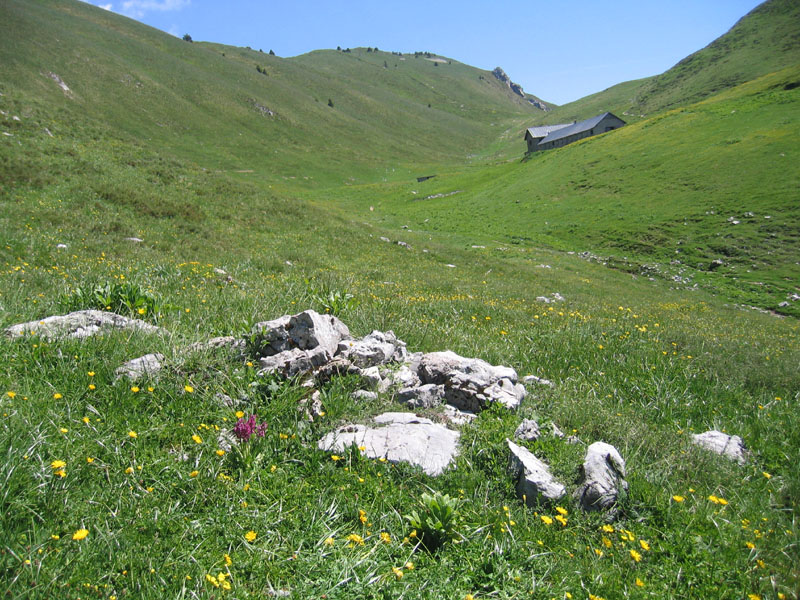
[525, 112, 625, 152]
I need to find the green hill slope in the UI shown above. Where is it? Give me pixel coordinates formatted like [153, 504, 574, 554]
[0, 0, 539, 187]
[331, 66, 800, 315]
[537, 0, 800, 125]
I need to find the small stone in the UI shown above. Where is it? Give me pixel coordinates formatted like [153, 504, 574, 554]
[397, 384, 445, 408]
[691, 430, 748, 464]
[514, 419, 540, 441]
[115, 353, 164, 380]
[523, 375, 554, 387]
[351, 390, 378, 401]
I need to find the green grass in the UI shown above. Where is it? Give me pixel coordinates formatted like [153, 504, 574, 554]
[326, 66, 800, 316]
[1, 0, 799, 598]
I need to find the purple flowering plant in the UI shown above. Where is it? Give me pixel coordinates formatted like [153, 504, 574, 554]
[230, 413, 269, 475]
[233, 414, 268, 441]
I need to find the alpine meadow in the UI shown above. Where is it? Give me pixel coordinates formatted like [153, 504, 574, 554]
[1, 1, 799, 599]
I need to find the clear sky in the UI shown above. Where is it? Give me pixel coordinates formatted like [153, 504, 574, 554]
[81, 0, 764, 105]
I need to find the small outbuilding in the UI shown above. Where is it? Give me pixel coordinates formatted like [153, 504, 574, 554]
[525, 112, 625, 152]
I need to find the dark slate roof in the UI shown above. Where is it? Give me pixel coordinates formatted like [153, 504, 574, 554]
[538, 112, 620, 145]
[525, 124, 571, 139]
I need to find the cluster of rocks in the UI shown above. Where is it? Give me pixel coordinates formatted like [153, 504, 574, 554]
[508, 421, 629, 515]
[4, 308, 753, 517]
[249, 310, 527, 414]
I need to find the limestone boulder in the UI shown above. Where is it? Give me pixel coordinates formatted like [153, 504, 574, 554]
[507, 439, 565, 505]
[337, 330, 409, 367]
[418, 351, 517, 386]
[397, 384, 445, 408]
[574, 442, 628, 513]
[115, 353, 164, 380]
[318, 412, 459, 476]
[4, 310, 162, 340]
[250, 310, 350, 359]
[691, 430, 748, 465]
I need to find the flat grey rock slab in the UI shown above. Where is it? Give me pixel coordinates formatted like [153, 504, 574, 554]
[115, 353, 164, 380]
[4, 310, 162, 340]
[507, 438, 565, 505]
[691, 430, 748, 464]
[318, 412, 459, 476]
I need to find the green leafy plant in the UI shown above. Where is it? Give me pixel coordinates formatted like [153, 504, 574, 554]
[404, 491, 461, 551]
[306, 281, 357, 316]
[60, 281, 167, 322]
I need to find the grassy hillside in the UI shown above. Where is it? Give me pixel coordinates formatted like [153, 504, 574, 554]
[0, 0, 539, 188]
[339, 66, 800, 316]
[537, 0, 800, 126]
[1, 0, 799, 598]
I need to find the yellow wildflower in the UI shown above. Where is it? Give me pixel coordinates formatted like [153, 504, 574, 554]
[380, 532, 391, 544]
[556, 506, 568, 516]
[635, 578, 645, 587]
[392, 566, 403, 579]
[216, 449, 225, 456]
[51, 460, 66, 469]
[540, 515, 553, 525]
[53, 393, 62, 399]
[189, 470, 199, 477]
[324, 537, 335, 546]
[130, 386, 140, 393]
[6, 391, 16, 398]
[639, 540, 650, 551]
[346, 533, 364, 546]
[224, 554, 232, 566]
[128, 430, 138, 438]
[629, 549, 642, 562]
[672, 495, 685, 502]
[245, 530, 257, 542]
[184, 385, 194, 393]
[192, 434, 202, 444]
[72, 528, 89, 541]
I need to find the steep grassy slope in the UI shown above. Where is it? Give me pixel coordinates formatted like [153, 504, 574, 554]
[328, 66, 800, 315]
[536, 0, 800, 125]
[0, 0, 538, 187]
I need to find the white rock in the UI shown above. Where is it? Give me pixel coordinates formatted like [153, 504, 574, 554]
[514, 419, 541, 441]
[442, 404, 476, 426]
[115, 353, 164, 380]
[574, 442, 628, 513]
[523, 375, 554, 387]
[397, 383, 445, 408]
[507, 439, 565, 505]
[337, 330, 408, 367]
[318, 412, 459, 476]
[691, 430, 748, 465]
[4, 310, 162, 340]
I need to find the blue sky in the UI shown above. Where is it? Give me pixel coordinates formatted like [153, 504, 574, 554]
[82, 0, 764, 105]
